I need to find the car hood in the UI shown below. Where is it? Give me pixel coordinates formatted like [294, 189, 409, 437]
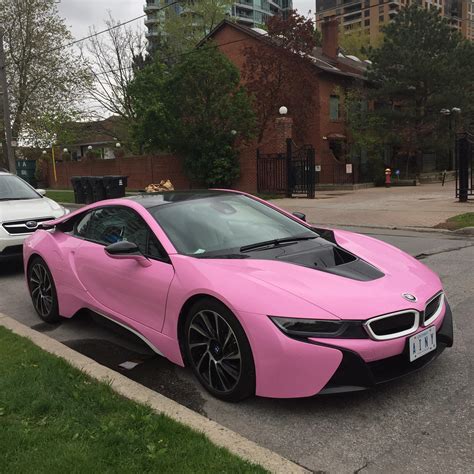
[175, 229, 442, 321]
[0, 197, 66, 222]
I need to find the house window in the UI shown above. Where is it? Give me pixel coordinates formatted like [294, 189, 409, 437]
[330, 95, 340, 121]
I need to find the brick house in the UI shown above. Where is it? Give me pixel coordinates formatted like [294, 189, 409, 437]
[203, 18, 371, 189]
[58, 116, 129, 161]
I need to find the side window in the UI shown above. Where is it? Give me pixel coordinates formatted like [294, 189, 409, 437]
[76, 206, 166, 260]
[87, 207, 130, 245]
[330, 95, 340, 121]
[147, 233, 166, 259]
[74, 211, 94, 238]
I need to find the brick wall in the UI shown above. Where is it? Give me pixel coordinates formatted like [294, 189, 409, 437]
[48, 154, 192, 191]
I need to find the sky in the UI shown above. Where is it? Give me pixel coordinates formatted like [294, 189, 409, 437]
[57, 0, 315, 40]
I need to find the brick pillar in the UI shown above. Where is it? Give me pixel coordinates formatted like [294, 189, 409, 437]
[274, 116, 293, 153]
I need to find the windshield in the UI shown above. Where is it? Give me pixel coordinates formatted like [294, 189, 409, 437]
[149, 193, 315, 256]
[0, 175, 41, 201]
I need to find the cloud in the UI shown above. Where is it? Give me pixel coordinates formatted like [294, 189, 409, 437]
[57, 0, 315, 40]
[57, 0, 143, 38]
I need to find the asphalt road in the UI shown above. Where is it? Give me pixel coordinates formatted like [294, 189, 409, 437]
[0, 227, 473, 473]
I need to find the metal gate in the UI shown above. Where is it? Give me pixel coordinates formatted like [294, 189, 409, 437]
[455, 133, 474, 202]
[257, 140, 316, 198]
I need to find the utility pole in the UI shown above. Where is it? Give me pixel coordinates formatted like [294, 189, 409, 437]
[0, 26, 15, 174]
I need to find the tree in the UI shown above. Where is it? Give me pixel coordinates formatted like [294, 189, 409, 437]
[0, 0, 90, 146]
[339, 26, 382, 60]
[365, 4, 474, 171]
[341, 87, 389, 183]
[82, 13, 146, 121]
[153, 0, 234, 62]
[241, 10, 318, 144]
[129, 46, 255, 186]
[127, 60, 168, 154]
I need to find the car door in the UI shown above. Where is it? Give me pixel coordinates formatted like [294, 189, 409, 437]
[72, 206, 174, 333]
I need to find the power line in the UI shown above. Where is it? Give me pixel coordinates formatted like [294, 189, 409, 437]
[45, 1, 178, 55]
[92, 36, 253, 78]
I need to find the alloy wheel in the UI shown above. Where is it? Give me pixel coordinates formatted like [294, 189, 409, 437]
[188, 310, 242, 394]
[29, 263, 54, 318]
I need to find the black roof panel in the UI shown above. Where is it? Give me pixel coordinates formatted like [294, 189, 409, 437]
[126, 190, 235, 208]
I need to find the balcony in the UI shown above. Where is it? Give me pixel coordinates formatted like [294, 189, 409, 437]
[235, 1, 254, 10]
[145, 17, 160, 25]
[236, 14, 254, 23]
[145, 29, 160, 38]
[144, 1, 161, 13]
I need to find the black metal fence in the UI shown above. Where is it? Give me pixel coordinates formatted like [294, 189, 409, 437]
[257, 140, 316, 198]
[455, 133, 474, 202]
[256, 150, 288, 195]
[288, 144, 316, 198]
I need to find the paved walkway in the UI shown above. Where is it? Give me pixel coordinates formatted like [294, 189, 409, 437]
[271, 182, 473, 228]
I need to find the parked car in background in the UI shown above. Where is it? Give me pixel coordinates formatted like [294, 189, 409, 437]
[0, 170, 69, 259]
[24, 190, 453, 401]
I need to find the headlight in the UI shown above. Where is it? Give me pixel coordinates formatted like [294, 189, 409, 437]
[270, 316, 367, 339]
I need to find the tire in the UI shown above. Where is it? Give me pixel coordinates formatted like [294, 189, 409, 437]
[27, 256, 61, 324]
[184, 298, 256, 402]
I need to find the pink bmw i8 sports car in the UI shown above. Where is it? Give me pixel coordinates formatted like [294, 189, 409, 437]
[24, 190, 453, 401]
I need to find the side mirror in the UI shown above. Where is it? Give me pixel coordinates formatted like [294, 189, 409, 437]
[292, 211, 306, 222]
[36, 189, 46, 196]
[104, 241, 151, 267]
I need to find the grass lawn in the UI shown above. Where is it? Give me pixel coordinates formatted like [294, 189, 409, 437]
[435, 212, 474, 230]
[0, 326, 265, 473]
[45, 189, 138, 204]
[45, 189, 76, 203]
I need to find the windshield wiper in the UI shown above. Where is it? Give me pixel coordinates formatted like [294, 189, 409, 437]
[240, 235, 317, 253]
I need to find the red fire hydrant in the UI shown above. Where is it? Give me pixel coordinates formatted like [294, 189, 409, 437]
[385, 168, 392, 188]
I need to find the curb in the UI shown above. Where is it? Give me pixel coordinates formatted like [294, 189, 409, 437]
[0, 313, 307, 474]
[311, 222, 470, 236]
[454, 226, 474, 235]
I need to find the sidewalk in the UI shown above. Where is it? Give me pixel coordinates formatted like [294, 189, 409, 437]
[271, 182, 473, 228]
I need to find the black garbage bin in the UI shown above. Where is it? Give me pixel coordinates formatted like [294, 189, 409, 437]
[71, 176, 86, 204]
[104, 175, 128, 199]
[16, 160, 37, 186]
[80, 177, 94, 204]
[89, 176, 106, 202]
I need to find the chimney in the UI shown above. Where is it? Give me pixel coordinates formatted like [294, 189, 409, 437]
[321, 17, 339, 60]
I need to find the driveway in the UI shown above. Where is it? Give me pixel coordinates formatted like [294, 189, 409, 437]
[271, 182, 473, 228]
[0, 227, 472, 472]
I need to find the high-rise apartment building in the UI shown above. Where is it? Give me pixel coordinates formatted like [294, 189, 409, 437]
[315, 1, 474, 44]
[144, 0, 293, 52]
[231, 0, 292, 27]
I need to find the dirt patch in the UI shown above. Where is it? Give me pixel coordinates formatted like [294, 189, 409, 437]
[64, 338, 206, 415]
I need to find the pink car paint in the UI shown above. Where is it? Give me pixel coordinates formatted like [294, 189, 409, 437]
[23, 192, 450, 398]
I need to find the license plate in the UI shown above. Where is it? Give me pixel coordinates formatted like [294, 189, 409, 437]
[409, 326, 437, 362]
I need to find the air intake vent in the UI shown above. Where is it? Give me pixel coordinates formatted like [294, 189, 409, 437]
[423, 293, 444, 326]
[365, 311, 419, 340]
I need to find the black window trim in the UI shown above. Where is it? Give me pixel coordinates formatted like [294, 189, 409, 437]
[70, 204, 171, 264]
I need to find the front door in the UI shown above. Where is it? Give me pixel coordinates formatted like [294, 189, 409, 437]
[71, 206, 174, 333]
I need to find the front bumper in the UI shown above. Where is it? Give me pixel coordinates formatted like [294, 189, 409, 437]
[0, 234, 27, 259]
[319, 302, 454, 394]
